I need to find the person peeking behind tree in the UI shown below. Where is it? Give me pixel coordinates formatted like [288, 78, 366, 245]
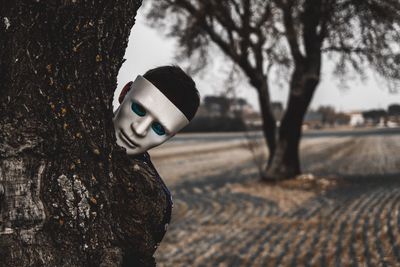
[114, 66, 199, 155]
[113, 65, 200, 251]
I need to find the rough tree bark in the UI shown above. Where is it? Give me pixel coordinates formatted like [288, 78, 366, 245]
[0, 1, 168, 266]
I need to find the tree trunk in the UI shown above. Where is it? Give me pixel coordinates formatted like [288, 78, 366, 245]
[263, 62, 320, 180]
[250, 77, 276, 166]
[0, 1, 168, 266]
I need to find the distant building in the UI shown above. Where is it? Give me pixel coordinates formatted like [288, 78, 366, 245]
[201, 95, 255, 118]
[195, 105, 209, 118]
[202, 96, 230, 117]
[242, 111, 263, 129]
[303, 111, 323, 129]
[348, 111, 365, 127]
[196, 95, 266, 130]
[231, 98, 255, 118]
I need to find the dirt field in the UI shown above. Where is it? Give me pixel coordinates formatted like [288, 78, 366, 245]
[151, 128, 400, 267]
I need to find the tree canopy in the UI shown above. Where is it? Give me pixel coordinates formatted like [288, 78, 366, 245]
[147, 0, 400, 84]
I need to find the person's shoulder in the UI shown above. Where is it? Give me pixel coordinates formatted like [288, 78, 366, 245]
[143, 151, 151, 160]
[131, 152, 151, 162]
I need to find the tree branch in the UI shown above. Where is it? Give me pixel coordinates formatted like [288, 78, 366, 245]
[322, 45, 374, 55]
[302, 0, 324, 58]
[239, 0, 251, 63]
[175, 0, 242, 62]
[279, 1, 304, 63]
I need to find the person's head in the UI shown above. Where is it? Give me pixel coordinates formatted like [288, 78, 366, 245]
[113, 65, 200, 155]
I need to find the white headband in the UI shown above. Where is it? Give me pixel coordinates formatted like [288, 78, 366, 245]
[129, 75, 190, 133]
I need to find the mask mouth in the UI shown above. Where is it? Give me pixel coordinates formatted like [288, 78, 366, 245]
[120, 129, 140, 148]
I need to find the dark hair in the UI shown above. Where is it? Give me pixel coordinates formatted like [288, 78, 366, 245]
[143, 66, 200, 121]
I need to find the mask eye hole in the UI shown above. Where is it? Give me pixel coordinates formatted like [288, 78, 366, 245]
[131, 102, 146, 117]
[151, 122, 166, 136]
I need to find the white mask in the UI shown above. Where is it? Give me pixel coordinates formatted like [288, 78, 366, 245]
[113, 75, 189, 155]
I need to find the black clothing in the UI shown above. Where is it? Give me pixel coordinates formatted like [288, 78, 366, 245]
[135, 152, 173, 244]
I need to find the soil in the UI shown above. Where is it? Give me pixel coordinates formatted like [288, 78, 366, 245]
[151, 128, 400, 266]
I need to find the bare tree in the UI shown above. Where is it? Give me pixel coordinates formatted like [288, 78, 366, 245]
[145, 0, 400, 180]
[0, 1, 168, 266]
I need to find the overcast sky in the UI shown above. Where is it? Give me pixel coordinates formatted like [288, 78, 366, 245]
[115, 9, 400, 113]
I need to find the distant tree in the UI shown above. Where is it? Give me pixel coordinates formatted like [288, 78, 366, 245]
[363, 109, 387, 122]
[204, 95, 232, 117]
[317, 106, 336, 125]
[334, 112, 351, 125]
[232, 98, 249, 118]
[1, 1, 166, 266]
[388, 104, 400, 116]
[146, 0, 400, 180]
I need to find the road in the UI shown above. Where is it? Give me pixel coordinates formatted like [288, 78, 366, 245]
[162, 127, 400, 144]
[151, 127, 400, 267]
